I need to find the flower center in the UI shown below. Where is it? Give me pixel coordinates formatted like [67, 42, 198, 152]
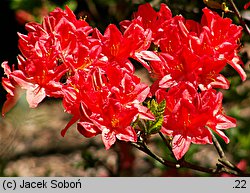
[111, 117, 119, 128]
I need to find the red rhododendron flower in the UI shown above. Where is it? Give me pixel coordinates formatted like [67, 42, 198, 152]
[1, 6, 97, 113]
[79, 99, 139, 149]
[93, 23, 159, 73]
[149, 47, 200, 92]
[156, 82, 236, 160]
[124, 4, 246, 92]
[244, 2, 250, 10]
[188, 7, 246, 82]
[1, 62, 24, 116]
[15, 10, 35, 25]
[1, 3, 247, 160]
[120, 3, 172, 44]
[61, 65, 154, 149]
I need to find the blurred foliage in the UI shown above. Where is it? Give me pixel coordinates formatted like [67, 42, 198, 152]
[10, 0, 77, 22]
[9, 0, 250, 38]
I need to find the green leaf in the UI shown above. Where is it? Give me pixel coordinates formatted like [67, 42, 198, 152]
[144, 99, 166, 135]
[157, 99, 166, 115]
[148, 114, 164, 134]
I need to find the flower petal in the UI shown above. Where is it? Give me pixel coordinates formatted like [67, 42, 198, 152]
[172, 135, 191, 160]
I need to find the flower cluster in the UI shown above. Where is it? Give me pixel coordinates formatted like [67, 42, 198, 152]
[120, 3, 246, 159]
[1, 3, 246, 159]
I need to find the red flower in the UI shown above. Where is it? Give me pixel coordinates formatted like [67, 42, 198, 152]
[156, 82, 236, 160]
[61, 66, 154, 149]
[149, 47, 200, 92]
[120, 3, 172, 43]
[1, 4, 246, 158]
[1, 62, 24, 116]
[93, 23, 158, 72]
[1, 6, 96, 114]
[79, 99, 139, 149]
[15, 10, 35, 25]
[188, 8, 246, 81]
[18, 6, 94, 73]
[1, 57, 65, 114]
[244, 2, 250, 10]
[196, 57, 230, 90]
[147, 6, 246, 92]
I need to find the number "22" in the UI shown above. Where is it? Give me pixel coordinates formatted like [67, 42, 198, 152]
[234, 180, 247, 189]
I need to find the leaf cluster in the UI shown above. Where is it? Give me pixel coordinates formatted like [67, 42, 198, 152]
[143, 99, 166, 135]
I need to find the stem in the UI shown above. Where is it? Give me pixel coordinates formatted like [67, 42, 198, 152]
[158, 132, 173, 154]
[211, 132, 244, 175]
[227, 0, 250, 36]
[131, 142, 177, 168]
[131, 131, 250, 176]
[131, 140, 240, 175]
[211, 132, 225, 158]
[158, 132, 221, 174]
[180, 160, 217, 174]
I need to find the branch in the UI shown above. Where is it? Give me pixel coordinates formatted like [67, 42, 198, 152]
[132, 131, 250, 176]
[227, 0, 250, 36]
[158, 132, 174, 155]
[211, 132, 225, 158]
[211, 132, 245, 175]
[131, 140, 230, 175]
[131, 141, 177, 168]
[179, 160, 218, 174]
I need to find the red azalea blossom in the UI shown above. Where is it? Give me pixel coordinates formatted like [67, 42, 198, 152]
[61, 66, 154, 149]
[1, 62, 24, 116]
[244, 2, 250, 10]
[1, 6, 97, 113]
[190, 8, 246, 82]
[93, 23, 159, 73]
[1, 3, 247, 158]
[156, 82, 236, 160]
[79, 99, 139, 149]
[126, 4, 246, 91]
[120, 3, 172, 43]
